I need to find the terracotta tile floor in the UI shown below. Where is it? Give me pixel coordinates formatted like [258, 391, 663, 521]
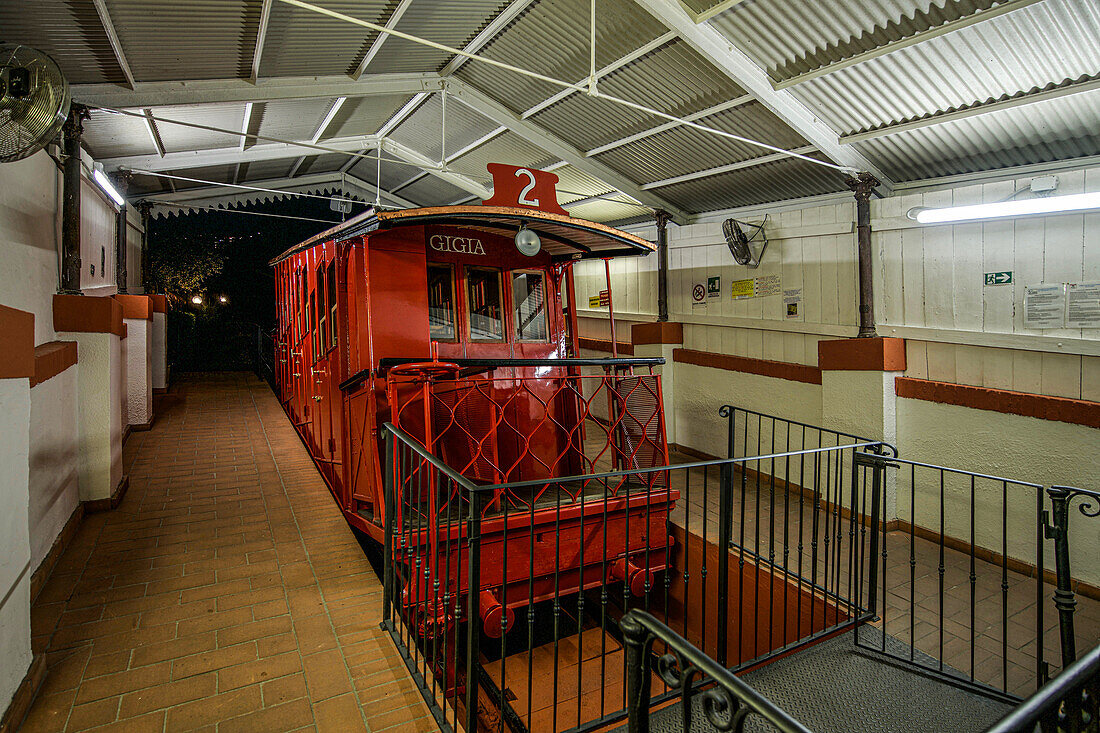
[21, 373, 438, 733]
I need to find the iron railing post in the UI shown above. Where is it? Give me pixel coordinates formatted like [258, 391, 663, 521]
[865, 454, 883, 617]
[381, 428, 395, 629]
[1043, 486, 1100, 667]
[621, 612, 652, 733]
[717, 459, 733, 667]
[465, 491, 483, 733]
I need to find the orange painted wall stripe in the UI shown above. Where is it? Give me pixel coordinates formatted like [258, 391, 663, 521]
[818, 337, 906, 371]
[674, 348, 822, 385]
[54, 294, 125, 337]
[113, 294, 154, 320]
[0, 304, 35, 380]
[32, 341, 78, 387]
[896, 377, 1100, 429]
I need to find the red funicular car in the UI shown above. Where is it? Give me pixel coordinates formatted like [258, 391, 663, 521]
[271, 163, 677, 645]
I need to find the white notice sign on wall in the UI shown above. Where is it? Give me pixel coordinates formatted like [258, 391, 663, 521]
[1065, 281, 1100, 329]
[1023, 284, 1066, 330]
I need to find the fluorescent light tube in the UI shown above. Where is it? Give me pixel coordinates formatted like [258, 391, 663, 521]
[910, 191, 1100, 224]
[93, 167, 126, 207]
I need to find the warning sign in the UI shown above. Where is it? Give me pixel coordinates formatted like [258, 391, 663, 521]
[692, 282, 707, 308]
[731, 278, 754, 300]
[588, 295, 601, 308]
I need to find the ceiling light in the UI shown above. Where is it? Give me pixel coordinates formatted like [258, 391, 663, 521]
[515, 225, 541, 256]
[908, 191, 1100, 224]
[92, 163, 125, 207]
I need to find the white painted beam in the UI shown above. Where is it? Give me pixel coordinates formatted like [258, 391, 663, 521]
[439, 0, 539, 77]
[91, 0, 136, 87]
[103, 133, 381, 172]
[352, 0, 416, 79]
[444, 126, 506, 163]
[382, 138, 490, 199]
[447, 79, 692, 222]
[142, 109, 166, 157]
[641, 145, 816, 189]
[251, 0, 274, 83]
[73, 72, 443, 108]
[633, 0, 893, 191]
[137, 171, 417, 210]
[377, 92, 430, 138]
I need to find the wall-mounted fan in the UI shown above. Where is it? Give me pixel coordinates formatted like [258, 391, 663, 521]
[722, 215, 769, 268]
[1, 44, 70, 163]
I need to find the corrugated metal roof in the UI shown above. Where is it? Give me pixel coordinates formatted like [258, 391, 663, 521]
[346, 153, 420, 192]
[592, 100, 810, 184]
[255, 98, 336, 144]
[653, 154, 850, 212]
[551, 165, 616, 202]
[366, 0, 512, 74]
[237, 159, 294, 181]
[784, 0, 1100, 134]
[396, 174, 470, 206]
[564, 197, 652, 223]
[325, 94, 416, 138]
[258, 0, 391, 78]
[854, 86, 1100, 181]
[295, 153, 351, 176]
[84, 108, 159, 159]
[389, 93, 500, 163]
[447, 131, 557, 179]
[105, 0, 255, 81]
[454, 0, 668, 114]
[147, 103, 246, 152]
[0, 0, 126, 84]
[708, 0, 1005, 80]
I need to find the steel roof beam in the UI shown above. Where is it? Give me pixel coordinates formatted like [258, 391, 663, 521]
[439, 0, 539, 77]
[633, 0, 893, 192]
[142, 109, 166, 157]
[251, 0, 273, 83]
[381, 138, 491, 199]
[641, 145, 816, 189]
[446, 78, 692, 223]
[102, 134, 381, 172]
[840, 75, 1100, 145]
[352, 0, 416, 79]
[91, 0, 136, 88]
[774, 0, 1045, 90]
[73, 72, 443, 108]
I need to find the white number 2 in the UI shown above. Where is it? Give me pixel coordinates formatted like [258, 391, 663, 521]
[515, 168, 540, 207]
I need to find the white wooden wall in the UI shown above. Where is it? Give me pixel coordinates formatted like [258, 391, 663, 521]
[875, 167, 1100, 401]
[579, 164, 1100, 399]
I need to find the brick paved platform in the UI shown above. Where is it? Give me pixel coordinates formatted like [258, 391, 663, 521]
[20, 373, 438, 732]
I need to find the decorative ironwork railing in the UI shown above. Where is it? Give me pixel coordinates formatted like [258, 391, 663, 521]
[380, 420, 887, 733]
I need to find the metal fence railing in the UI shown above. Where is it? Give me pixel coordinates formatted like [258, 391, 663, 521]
[380, 421, 888, 733]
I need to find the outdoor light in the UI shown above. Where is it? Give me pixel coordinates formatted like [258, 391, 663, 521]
[191, 295, 203, 305]
[908, 191, 1100, 224]
[218, 295, 228, 304]
[514, 225, 541, 256]
[92, 162, 126, 207]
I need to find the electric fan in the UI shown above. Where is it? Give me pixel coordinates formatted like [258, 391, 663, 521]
[722, 215, 769, 268]
[1, 44, 70, 163]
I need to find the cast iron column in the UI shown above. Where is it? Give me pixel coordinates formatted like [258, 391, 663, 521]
[655, 209, 672, 322]
[136, 200, 152, 293]
[60, 103, 90, 294]
[115, 170, 132, 293]
[846, 172, 880, 338]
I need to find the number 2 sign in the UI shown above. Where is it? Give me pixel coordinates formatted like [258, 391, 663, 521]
[482, 162, 570, 216]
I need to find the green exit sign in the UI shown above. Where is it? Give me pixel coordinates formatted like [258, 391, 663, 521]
[985, 271, 1013, 286]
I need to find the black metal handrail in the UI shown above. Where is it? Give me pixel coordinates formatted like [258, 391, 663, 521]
[983, 642, 1100, 733]
[622, 609, 813, 733]
[1044, 486, 1100, 668]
